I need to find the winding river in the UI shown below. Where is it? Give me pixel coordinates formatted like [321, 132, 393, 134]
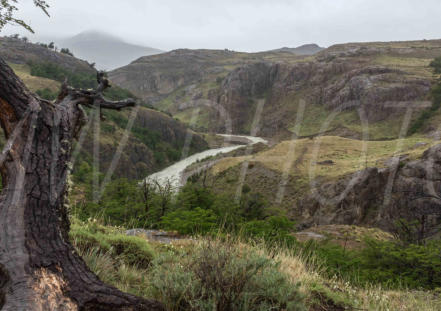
[144, 134, 267, 189]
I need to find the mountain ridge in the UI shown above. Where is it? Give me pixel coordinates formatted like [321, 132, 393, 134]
[59, 30, 163, 70]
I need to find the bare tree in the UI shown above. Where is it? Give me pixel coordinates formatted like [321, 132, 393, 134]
[0, 59, 164, 310]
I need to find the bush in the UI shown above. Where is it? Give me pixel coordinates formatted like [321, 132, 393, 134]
[36, 87, 57, 100]
[303, 238, 441, 290]
[161, 207, 218, 235]
[106, 234, 155, 269]
[29, 61, 96, 89]
[148, 241, 305, 311]
[69, 226, 111, 252]
[241, 216, 297, 245]
[70, 219, 155, 269]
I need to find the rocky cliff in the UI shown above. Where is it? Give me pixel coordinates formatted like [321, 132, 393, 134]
[110, 40, 441, 140]
[298, 143, 441, 236]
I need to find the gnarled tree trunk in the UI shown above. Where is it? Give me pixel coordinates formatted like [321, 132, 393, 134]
[0, 58, 164, 311]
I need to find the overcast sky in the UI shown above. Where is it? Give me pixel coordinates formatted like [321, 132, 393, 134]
[3, 0, 441, 52]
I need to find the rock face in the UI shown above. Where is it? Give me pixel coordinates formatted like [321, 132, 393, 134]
[110, 49, 240, 105]
[110, 40, 440, 139]
[297, 143, 441, 235]
[213, 57, 430, 136]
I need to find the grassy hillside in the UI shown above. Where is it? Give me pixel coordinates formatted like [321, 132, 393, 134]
[69, 217, 441, 311]
[8, 62, 61, 93]
[210, 136, 436, 179]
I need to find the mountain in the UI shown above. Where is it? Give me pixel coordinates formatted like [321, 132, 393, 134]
[110, 40, 440, 140]
[270, 43, 324, 55]
[59, 30, 163, 70]
[0, 36, 208, 179]
[109, 39, 441, 234]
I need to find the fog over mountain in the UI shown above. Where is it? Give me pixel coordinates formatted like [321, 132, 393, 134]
[4, 0, 441, 52]
[59, 30, 163, 70]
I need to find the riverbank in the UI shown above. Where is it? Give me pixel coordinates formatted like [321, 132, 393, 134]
[143, 134, 268, 189]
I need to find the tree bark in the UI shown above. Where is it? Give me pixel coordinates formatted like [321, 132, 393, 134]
[0, 58, 165, 311]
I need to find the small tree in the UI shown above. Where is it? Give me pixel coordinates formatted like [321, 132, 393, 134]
[60, 47, 74, 56]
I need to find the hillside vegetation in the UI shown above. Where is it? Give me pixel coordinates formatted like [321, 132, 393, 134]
[0, 37, 209, 179]
[69, 217, 441, 311]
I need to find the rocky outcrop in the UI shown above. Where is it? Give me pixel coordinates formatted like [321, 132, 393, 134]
[110, 40, 441, 140]
[109, 49, 241, 105]
[214, 57, 431, 136]
[297, 144, 441, 235]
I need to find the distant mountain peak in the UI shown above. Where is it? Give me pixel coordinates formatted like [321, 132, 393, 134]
[59, 30, 164, 70]
[69, 30, 123, 43]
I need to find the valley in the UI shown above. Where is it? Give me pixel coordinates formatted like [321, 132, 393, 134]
[1, 31, 441, 310]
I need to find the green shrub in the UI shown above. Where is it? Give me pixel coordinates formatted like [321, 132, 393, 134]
[408, 57, 441, 134]
[303, 238, 441, 290]
[241, 216, 296, 245]
[148, 241, 305, 311]
[161, 207, 218, 235]
[69, 226, 111, 252]
[36, 87, 57, 100]
[29, 61, 96, 89]
[106, 234, 155, 269]
[70, 219, 155, 269]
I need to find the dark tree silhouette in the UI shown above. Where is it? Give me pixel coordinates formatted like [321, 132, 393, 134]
[0, 59, 164, 310]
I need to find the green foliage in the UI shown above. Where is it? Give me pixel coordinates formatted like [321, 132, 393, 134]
[359, 239, 441, 289]
[70, 218, 155, 269]
[106, 234, 155, 268]
[60, 47, 74, 56]
[103, 110, 183, 166]
[29, 61, 96, 89]
[409, 57, 441, 134]
[75, 178, 147, 226]
[303, 238, 441, 290]
[161, 208, 218, 235]
[73, 179, 296, 245]
[430, 57, 441, 75]
[148, 241, 305, 311]
[241, 216, 296, 245]
[103, 86, 135, 101]
[36, 87, 57, 100]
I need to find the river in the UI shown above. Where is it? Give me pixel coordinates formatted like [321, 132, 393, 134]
[143, 134, 267, 190]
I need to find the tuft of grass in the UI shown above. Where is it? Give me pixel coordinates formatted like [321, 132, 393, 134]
[70, 218, 155, 269]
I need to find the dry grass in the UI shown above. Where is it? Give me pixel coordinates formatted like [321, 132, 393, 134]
[210, 135, 438, 179]
[276, 248, 441, 311]
[8, 63, 60, 93]
[374, 55, 433, 77]
[71, 218, 441, 311]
